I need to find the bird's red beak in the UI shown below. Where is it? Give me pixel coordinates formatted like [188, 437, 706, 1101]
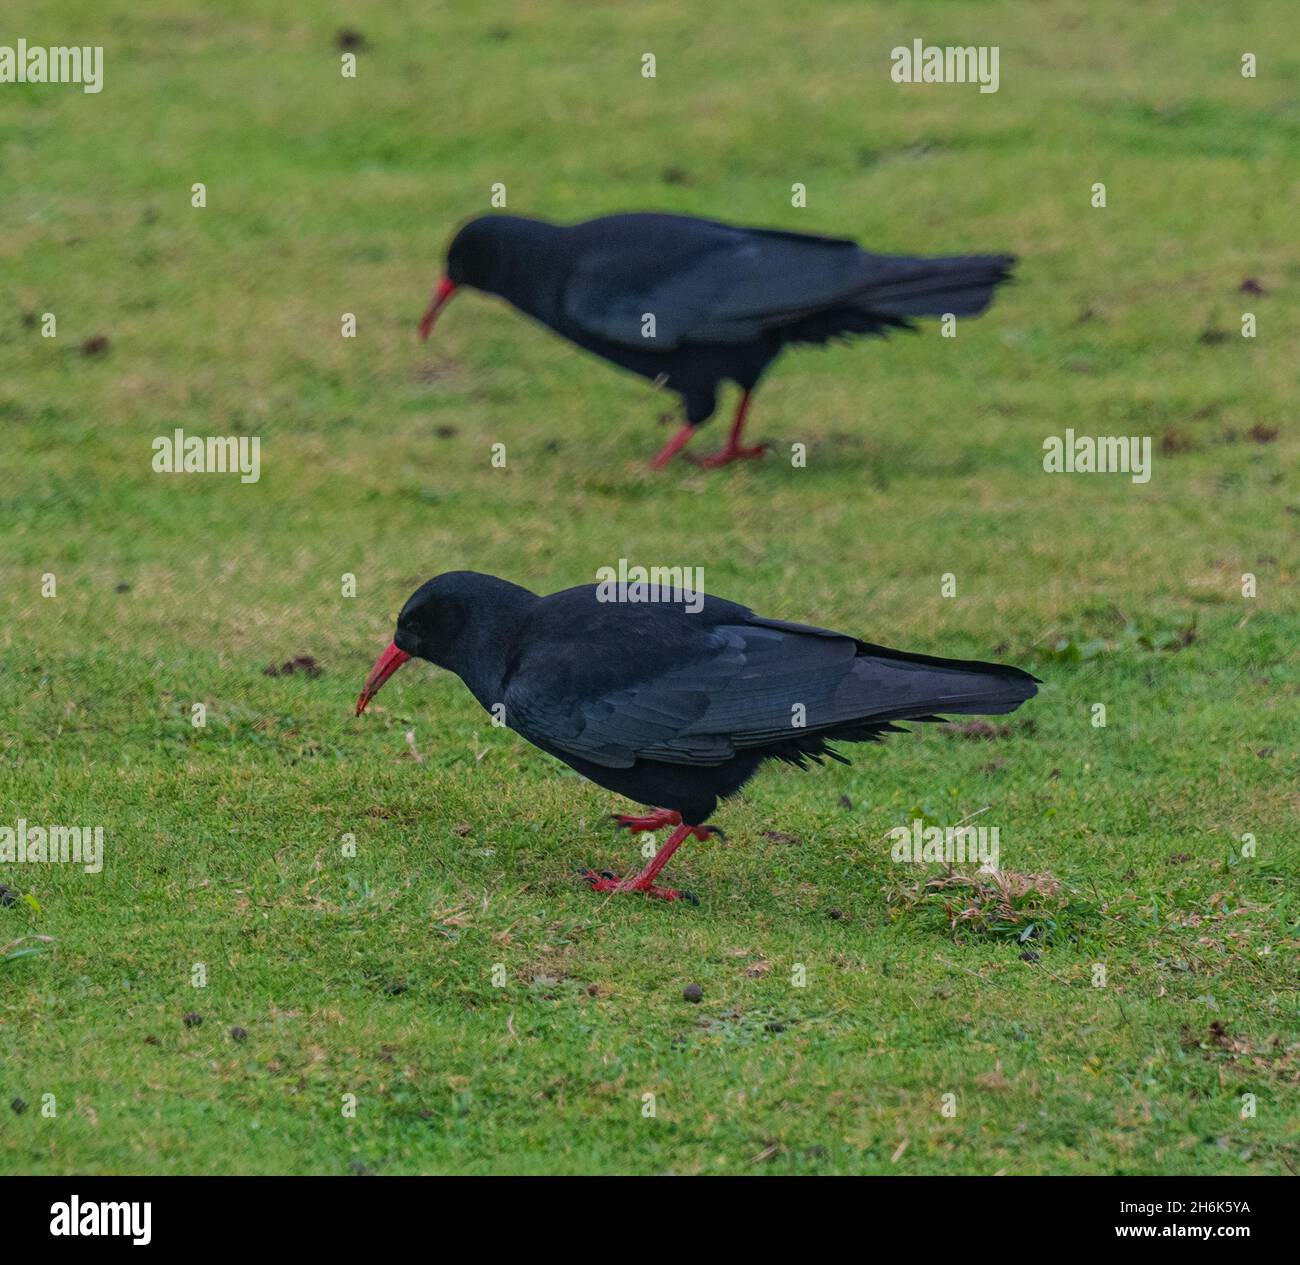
[356, 641, 412, 715]
[418, 277, 458, 341]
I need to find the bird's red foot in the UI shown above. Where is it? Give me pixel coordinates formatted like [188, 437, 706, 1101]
[648, 425, 696, 471]
[581, 816, 717, 905]
[611, 812, 721, 842]
[579, 869, 698, 904]
[612, 809, 682, 833]
[687, 442, 770, 469]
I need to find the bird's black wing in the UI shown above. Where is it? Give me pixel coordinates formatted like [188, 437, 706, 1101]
[561, 217, 877, 350]
[503, 601, 1037, 769]
[562, 215, 1014, 350]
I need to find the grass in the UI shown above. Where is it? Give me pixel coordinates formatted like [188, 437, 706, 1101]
[1, 0, 1297, 1175]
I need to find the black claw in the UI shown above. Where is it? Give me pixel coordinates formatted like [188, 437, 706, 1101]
[701, 825, 726, 840]
[600, 870, 617, 880]
[679, 891, 700, 906]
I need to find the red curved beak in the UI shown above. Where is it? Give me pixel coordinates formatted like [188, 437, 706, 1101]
[356, 641, 411, 715]
[418, 277, 458, 341]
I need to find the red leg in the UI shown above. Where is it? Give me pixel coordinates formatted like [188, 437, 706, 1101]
[649, 424, 696, 470]
[688, 391, 768, 468]
[612, 809, 681, 833]
[581, 820, 715, 903]
[583, 873, 694, 902]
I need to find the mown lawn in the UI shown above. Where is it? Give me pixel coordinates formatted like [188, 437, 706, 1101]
[1, 0, 1296, 1174]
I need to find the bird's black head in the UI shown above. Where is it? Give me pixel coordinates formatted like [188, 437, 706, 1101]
[419, 215, 565, 339]
[356, 571, 537, 715]
[391, 572, 479, 663]
[444, 216, 514, 291]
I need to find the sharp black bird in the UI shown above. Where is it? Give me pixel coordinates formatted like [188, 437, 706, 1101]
[356, 572, 1039, 903]
[419, 213, 1015, 468]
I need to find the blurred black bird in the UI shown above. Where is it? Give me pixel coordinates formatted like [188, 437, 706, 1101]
[419, 213, 1015, 468]
[356, 572, 1039, 903]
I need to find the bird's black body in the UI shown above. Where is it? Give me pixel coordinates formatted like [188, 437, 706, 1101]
[387, 571, 1039, 823]
[441, 213, 1015, 427]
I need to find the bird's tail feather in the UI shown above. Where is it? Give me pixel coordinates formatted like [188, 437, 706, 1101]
[848, 642, 1039, 723]
[755, 646, 1037, 770]
[857, 253, 1016, 318]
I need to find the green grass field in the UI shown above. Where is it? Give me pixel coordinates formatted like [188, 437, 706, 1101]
[2, 1, 1296, 1175]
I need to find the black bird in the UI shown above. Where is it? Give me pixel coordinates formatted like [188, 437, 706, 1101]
[419, 213, 1015, 468]
[356, 572, 1039, 903]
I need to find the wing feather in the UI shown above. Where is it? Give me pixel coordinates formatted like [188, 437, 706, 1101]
[562, 225, 872, 350]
